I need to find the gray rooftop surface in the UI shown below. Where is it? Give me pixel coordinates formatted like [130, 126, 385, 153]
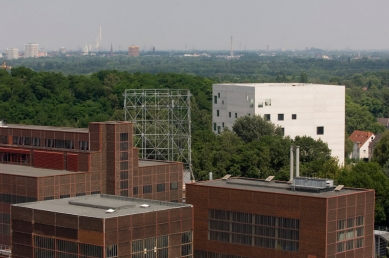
[0, 163, 81, 177]
[138, 159, 179, 167]
[2, 124, 88, 133]
[214, 83, 344, 88]
[190, 178, 370, 198]
[13, 194, 191, 218]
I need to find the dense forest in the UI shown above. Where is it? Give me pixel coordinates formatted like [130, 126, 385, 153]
[2, 54, 389, 225]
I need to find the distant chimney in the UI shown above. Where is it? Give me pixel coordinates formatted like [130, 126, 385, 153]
[296, 146, 300, 177]
[290, 146, 294, 181]
[209, 172, 213, 181]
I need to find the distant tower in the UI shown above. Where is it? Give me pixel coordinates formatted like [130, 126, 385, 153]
[267, 44, 270, 53]
[230, 34, 234, 57]
[95, 26, 102, 51]
[110, 44, 113, 57]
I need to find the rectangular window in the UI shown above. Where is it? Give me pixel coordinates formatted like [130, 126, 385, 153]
[12, 136, 21, 145]
[218, 93, 220, 98]
[235, 113, 237, 118]
[120, 161, 128, 170]
[120, 152, 128, 161]
[120, 133, 128, 141]
[250, 99, 254, 107]
[264, 114, 270, 121]
[217, 126, 221, 134]
[55, 139, 65, 148]
[278, 114, 284, 121]
[292, 114, 297, 119]
[120, 171, 128, 180]
[317, 126, 324, 135]
[356, 216, 364, 226]
[337, 242, 345, 252]
[170, 182, 178, 190]
[60, 194, 70, 199]
[133, 187, 138, 195]
[76, 192, 86, 197]
[214, 96, 217, 104]
[23, 137, 31, 146]
[346, 240, 354, 250]
[79, 141, 89, 150]
[222, 122, 224, 128]
[120, 142, 128, 151]
[33, 138, 40, 146]
[120, 181, 128, 189]
[356, 238, 364, 248]
[0, 135, 8, 144]
[143, 185, 152, 194]
[65, 140, 74, 149]
[281, 128, 285, 136]
[338, 219, 345, 230]
[217, 110, 219, 117]
[258, 102, 263, 108]
[229, 112, 231, 118]
[157, 183, 165, 192]
[213, 123, 216, 131]
[265, 99, 271, 106]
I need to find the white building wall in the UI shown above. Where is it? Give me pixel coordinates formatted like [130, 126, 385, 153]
[6, 48, 19, 60]
[25, 44, 39, 58]
[212, 83, 345, 164]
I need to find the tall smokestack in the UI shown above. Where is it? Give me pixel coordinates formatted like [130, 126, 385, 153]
[290, 146, 294, 181]
[296, 146, 300, 177]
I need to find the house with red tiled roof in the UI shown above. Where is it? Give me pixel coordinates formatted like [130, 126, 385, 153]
[348, 130, 375, 160]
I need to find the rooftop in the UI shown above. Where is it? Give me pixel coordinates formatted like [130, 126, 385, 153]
[138, 159, 180, 167]
[348, 130, 374, 146]
[13, 194, 191, 218]
[189, 177, 370, 198]
[213, 83, 344, 88]
[0, 123, 88, 133]
[0, 163, 81, 177]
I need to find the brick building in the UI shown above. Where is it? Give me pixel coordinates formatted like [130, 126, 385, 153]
[0, 121, 183, 248]
[186, 177, 375, 258]
[11, 194, 193, 258]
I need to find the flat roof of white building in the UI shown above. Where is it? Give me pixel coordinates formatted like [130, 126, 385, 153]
[214, 83, 344, 87]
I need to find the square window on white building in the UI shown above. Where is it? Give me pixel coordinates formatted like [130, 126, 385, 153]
[317, 126, 324, 135]
[265, 99, 271, 106]
[278, 114, 284, 121]
[258, 102, 263, 108]
[292, 114, 297, 120]
[264, 114, 270, 121]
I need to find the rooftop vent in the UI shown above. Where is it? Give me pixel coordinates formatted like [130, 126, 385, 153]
[105, 209, 115, 213]
[140, 204, 150, 208]
[291, 177, 335, 193]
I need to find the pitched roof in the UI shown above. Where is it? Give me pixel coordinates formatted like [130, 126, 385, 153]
[377, 118, 389, 128]
[348, 130, 375, 147]
[369, 132, 383, 149]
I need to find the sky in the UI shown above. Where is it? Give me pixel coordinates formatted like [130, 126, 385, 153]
[1, 0, 389, 52]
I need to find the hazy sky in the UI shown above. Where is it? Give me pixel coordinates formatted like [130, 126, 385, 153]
[2, 0, 388, 51]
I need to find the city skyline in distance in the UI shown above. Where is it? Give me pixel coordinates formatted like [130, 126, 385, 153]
[1, 0, 389, 52]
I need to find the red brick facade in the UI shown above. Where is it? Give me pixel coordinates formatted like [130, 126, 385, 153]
[186, 179, 375, 258]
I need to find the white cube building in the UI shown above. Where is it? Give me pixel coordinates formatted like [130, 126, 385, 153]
[24, 43, 39, 58]
[6, 48, 19, 59]
[212, 83, 345, 164]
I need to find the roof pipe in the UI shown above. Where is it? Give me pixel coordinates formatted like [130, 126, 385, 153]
[290, 146, 294, 181]
[296, 146, 300, 178]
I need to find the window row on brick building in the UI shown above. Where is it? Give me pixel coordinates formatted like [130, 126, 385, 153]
[208, 209, 300, 252]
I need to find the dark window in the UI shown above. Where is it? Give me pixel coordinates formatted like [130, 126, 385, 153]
[235, 113, 238, 118]
[292, 114, 297, 120]
[44, 196, 54, 200]
[55, 139, 65, 148]
[120, 190, 128, 197]
[133, 187, 138, 195]
[317, 126, 324, 135]
[120, 142, 128, 151]
[0, 135, 8, 144]
[229, 112, 231, 118]
[222, 122, 224, 128]
[213, 123, 216, 131]
[120, 181, 128, 189]
[120, 161, 128, 170]
[217, 110, 219, 117]
[60, 194, 70, 199]
[264, 114, 270, 121]
[76, 192, 86, 197]
[157, 183, 165, 192]
[281, 128, 284, 136]
[278, 114, 284, 121]
[218, 93, 220, 98]
[23, 137, 31, 146]
[170, 182, 178, 190]
[143, 185, 152, 194]
[79, 141, 89, 150]
[217, 126, 221, 134]
[65, 140, 74, 149]
[91, 191, 101, 194]
[33, 138, 40, 146]
[120, 171, 128, 180]
[120, 152, 128, 160]
[214, 96, 217, 104]
[120, 133, 128, 141]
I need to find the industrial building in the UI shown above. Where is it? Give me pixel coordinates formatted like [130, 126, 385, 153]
[186, 176, 374, 258]
[0, 121, 183, 248]
[24, 43, 39, 58]
[128, 45, 140, 57]
[212, 83, 345, 164]
[6, 48, 18, 60]
[11, 194, 193, 258]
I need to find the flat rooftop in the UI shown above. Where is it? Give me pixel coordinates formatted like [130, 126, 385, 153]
[138, 159, 180, 167]
[189, 177, 370, 198]
[214, 83, 344, 88]
[13, 194, 191, 218]
[0, 124, 88, 133]
[0, 163, 81, 177]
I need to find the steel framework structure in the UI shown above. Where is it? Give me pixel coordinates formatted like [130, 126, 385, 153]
[124, 89, 193, 180]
